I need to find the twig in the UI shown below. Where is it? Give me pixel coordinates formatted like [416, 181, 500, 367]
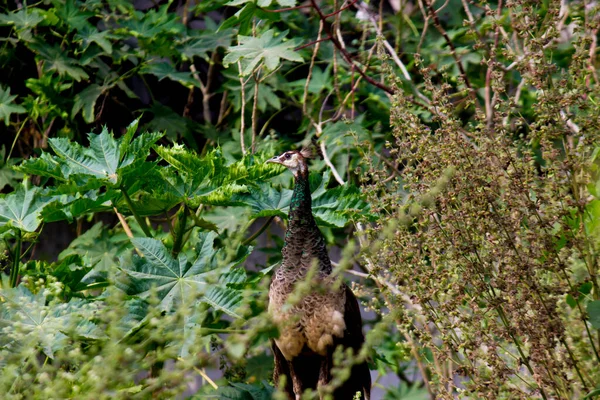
[355, 2, 411, 80]
[320, 141, 345, 185]
[323, 0, 359, 18]
[238, 61, 247, 155]
[294, 35, 331, 51]
[484, 0, 503, 128]
[114, 207, 135, 240]
[114, 207, 143, 257]
[302, 0, 395, 95]
[263, 4, 312, 12]
[177, 358, 219, 390]
[303, 20, 324, 116]
[251, 72, 260, 154]
[422, 0, 475, 96]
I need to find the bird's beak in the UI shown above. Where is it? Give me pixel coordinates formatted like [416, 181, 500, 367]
[266, 156, 280, 165]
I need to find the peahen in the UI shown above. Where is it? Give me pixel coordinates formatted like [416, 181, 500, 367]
[266, 148, 371, 400]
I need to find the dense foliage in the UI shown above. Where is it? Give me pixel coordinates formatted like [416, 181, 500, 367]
[0, 0, 598, 398]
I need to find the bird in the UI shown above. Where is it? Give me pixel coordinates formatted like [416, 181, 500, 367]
[266, 147, 371, 400]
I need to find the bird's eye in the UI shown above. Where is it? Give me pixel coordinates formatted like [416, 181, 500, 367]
[285, 153, 291, 159]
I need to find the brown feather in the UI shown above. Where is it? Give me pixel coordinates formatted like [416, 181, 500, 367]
[268, 149, 370, 399]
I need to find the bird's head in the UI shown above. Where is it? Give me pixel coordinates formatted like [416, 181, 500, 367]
[266, 147, 318, 177]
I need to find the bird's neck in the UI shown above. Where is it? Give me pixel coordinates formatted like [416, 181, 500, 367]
[288, 170, 312, 225]
[279, 170, 332, 275]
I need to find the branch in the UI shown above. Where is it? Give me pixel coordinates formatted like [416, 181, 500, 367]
[323, 0, 359, 18]
[423, 0, 475, 95]
[263, 4, 312, 13]
[306, 0, 395, 95]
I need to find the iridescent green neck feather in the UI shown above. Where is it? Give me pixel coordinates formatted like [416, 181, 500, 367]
[281, 170, 332, 274]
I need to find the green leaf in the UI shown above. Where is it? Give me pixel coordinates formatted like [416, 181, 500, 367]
[588, 300, 600, 329]
[17, 152, 64, 180]
[0, 85, 26, 125]
[203, 207, 250, 233]
[177, 308, 208, 358]
[203, 286, 244, 318]
[72, 84, 104, 122]
[40, 189, 117, 222]
[51, 255, 94, 294]
[0, 147, 23, 190]
[0, 286, 103, 358]
[121, 232, 252, 314]
[30, 42, 89, 81]
[58, 222, 129, 273]
[119, 118, 141, 161]
[53, 0, 92, 31]
[50, 128, 120, 183]
[235, 183, 291, 218]
[44, 126, 162, 185]
[218, 3, 257, 34]
[234, 173, 371, 227]
[0, 181, 52, 234]
[179, 22, 233, 61]
[141, 62, 199, 89]
[583, 387, 600, 400]
[223, 29, 302, 76]
[144, 103, 200, 142]
[119, 4, 183, 39]
[155, 144, 216, 177]
[75, 25, 113, 54]
[0, 8, 44, 30]
[121, 232, 219, 311]
[202, 382, 274, 400]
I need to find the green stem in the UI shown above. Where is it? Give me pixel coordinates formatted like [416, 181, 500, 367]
[242, 216, 274, 246]
[8, 117, 29, 161]
[120, 186, 152, 237]
[9, 230, 22, 288]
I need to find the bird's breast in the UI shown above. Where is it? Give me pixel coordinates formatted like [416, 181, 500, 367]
[269, 274, 347, 360]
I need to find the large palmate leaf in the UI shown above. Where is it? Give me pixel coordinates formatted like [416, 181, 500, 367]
[120, 232, 251, 314]
[223, 29, 302, 76]
[0, 8, 44, 41]
[41, 193, 115, 222]
[0, 85, 26, 125]
[0, 8, 44, 30]
[119, 4, 183, 39]
[148, 147, 279, 209]
[30, 42, 89, 81]
[0, 181, 52, 235]
[234, 173, 371, 227]
[0, 286, 103, 358]
[236, 183, 292, 219]
[20, 124, 163, 186]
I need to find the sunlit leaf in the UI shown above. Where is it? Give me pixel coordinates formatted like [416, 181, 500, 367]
[223, 29, 302, 76]
[0, 181, 52, 234]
